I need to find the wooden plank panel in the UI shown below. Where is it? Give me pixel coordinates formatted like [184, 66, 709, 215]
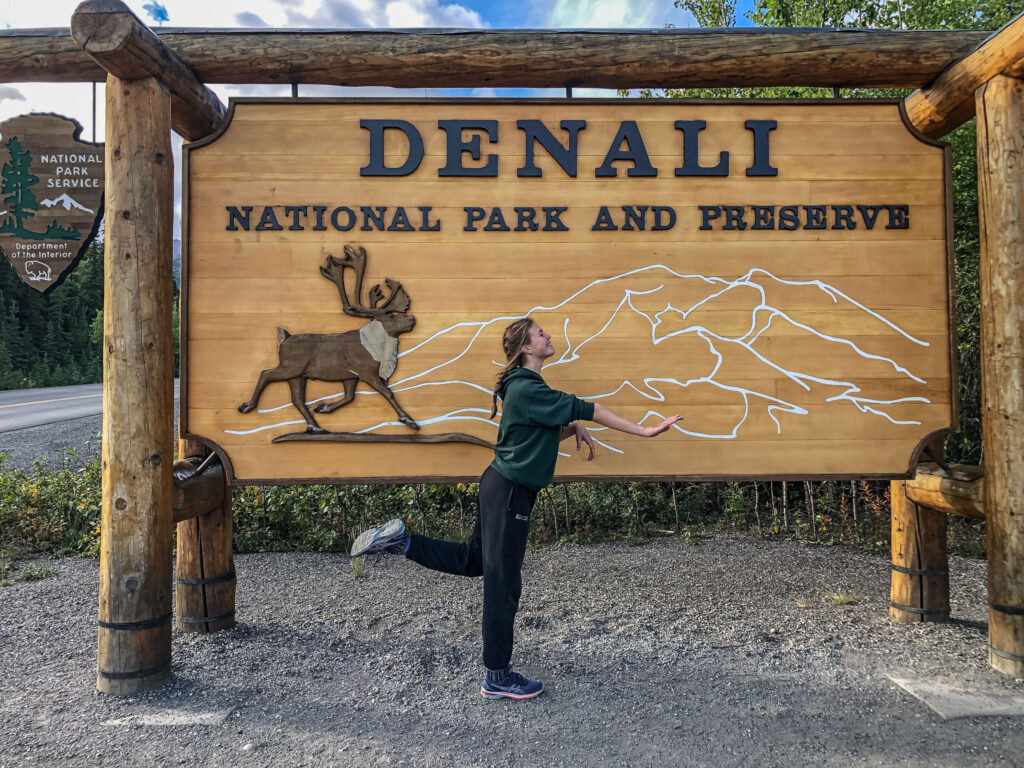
[186, 240, 948, 279]
[229, 103, 905, 124]
[187, 309, 950, 341]
[189, 376, 951, 406]
[192, 401, 951, 442]
[187, 204, 949, 242]
[189, 273, 950, 312]
[189, 178, 942, 208]
[201, 115, 936, 157]
[218, 438, 934, 483]
[191, 152, 945, 182]
[185, 100, 954, 482]
[188, 333, 948, 376]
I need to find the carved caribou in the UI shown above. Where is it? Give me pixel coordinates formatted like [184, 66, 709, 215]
[238, 245, 418, 433]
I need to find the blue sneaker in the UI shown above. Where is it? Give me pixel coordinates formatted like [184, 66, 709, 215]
[350, 519, 409, 557]
[480, 666, 544, 700]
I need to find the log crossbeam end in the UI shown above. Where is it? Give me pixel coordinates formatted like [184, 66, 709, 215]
[905, 11, 1024, 138]
[172, 456, 227, 524]
[71, 0, 225, 140]
[905, 462, 985, 520]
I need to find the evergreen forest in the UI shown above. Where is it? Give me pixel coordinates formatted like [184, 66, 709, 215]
[0, 241, 104, 389]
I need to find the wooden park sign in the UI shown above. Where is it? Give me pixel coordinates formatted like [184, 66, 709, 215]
[0, 114, 104, 292]
[182, 98, 955, 484]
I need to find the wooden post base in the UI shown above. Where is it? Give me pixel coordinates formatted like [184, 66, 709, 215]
[175, 439, 236, 633]
[889, 480, 950, 623]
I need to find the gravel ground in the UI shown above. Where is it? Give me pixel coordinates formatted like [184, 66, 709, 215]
[1, 533, 1021, 767]
[0, 414, 103, 471]
[0, 409, 179, 472]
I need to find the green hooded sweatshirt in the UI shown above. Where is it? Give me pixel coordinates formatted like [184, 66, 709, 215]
[490, 367, 595, 491]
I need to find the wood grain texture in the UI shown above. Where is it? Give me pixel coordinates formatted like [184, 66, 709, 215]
[71, 0, 226, 141]
[172, 455, 226, 523]
[97, 75, 174, 695]
[889, 480, 949, 623]
[905, 464, 984, 520]
[976, 75, 1024, 677]
[0, 27, 988, 87]
[905, 12, 1024, 138]
[174, 438, 235, 635]
[184, 100, 955, 483]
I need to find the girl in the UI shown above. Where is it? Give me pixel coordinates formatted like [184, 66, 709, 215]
[351, 317, 681, 700]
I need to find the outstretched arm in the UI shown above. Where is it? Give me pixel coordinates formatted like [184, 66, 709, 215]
[592, 403, 682, 437]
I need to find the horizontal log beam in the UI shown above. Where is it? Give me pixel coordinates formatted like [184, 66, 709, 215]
[71, 1, 225, 140]
[905, 12, 1024, 138]
[172, 456, 226, 524]
[906, 462, 985, 520]
[0, 27, 989, 89]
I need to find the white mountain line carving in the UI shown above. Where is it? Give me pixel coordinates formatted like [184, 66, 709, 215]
[224, 265, 935, 448]
[39, 193, 94, 214]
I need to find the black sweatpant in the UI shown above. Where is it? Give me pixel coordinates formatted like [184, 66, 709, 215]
[405, 465, 537, 671]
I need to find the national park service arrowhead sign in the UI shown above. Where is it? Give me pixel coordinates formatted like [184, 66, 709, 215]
[0, 114, 104, 293]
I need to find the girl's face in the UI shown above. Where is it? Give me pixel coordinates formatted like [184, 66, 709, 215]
[522, 323, 555, 361]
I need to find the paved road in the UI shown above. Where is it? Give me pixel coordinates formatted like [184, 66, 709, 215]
[0, 383, 105, 432]
[0, 381, 179, 471]
[0, 381, 180, 433]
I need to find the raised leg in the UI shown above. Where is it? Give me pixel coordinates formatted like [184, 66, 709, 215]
[239, 366, 300, 413]
[314, 379, 357, 414]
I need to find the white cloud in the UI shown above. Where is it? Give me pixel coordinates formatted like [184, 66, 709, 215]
[0, 85, 25, 102]
[542, 0, 680, 28]
[275, 0, 484, 28]
[233, 11, 272, 27]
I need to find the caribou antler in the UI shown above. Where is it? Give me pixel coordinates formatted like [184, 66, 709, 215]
[319, 245, 373, 318]
[378, 278, 411, 314]
[320, 247, 411, 317]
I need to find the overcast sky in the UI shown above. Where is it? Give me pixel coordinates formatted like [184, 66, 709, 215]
[0, 0, 759, 237]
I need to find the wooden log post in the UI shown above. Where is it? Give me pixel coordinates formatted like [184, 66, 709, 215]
[889, 480, 950, 623]
[976, 74, 1024, 677]
[175, 439, 236, 634]
[97, 74, 175, 695]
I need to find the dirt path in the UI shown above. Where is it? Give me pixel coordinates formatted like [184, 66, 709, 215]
[1, 533, 1020, 767]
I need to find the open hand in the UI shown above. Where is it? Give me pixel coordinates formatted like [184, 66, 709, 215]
[642, 415, 683, 437]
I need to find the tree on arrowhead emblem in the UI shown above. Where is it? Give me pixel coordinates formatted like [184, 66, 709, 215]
[1, 136, 40, 237]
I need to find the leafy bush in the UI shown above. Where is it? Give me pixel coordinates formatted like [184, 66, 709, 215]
[0, 452, 101, 558]
[0, 452, 986, 561]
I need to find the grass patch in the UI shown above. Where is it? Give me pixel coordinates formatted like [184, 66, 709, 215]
[351, 556, 367, 579]
[829, 592, 862, 605]
[14, 565, 54, 582]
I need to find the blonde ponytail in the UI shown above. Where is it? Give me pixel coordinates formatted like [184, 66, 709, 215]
[490, 317, 534, 419]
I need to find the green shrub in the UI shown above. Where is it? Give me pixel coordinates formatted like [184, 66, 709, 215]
[0, 451, 101, 558]
[0, 453, 986, 560]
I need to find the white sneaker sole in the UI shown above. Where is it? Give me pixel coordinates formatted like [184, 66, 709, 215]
[350, 519, 405, 557]
[480, 686, 544, 700]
